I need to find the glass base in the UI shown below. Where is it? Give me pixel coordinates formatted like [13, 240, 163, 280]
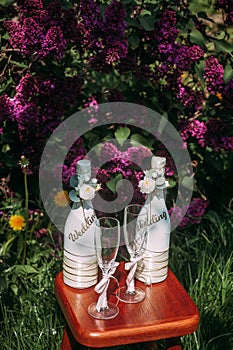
[117, 286, 146, 303]
[88, 302, 119, 320]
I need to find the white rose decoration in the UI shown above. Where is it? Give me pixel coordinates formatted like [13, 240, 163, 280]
[79, 184, 96, 200]
[138, 177, 156, 194]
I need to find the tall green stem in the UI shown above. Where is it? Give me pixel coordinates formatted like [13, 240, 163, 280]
[22, 170, 29, 265]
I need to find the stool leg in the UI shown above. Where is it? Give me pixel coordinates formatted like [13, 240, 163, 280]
[165, 337, 182, 350]
[60, 325, 80, 350]
[60, 327, 72, 350]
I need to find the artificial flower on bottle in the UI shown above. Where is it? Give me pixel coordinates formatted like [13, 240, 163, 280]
[68, 174, 101, 209]
[138, 167, 169, 195]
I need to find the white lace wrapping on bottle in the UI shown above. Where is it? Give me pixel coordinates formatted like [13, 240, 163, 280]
[135, 249, 169, 284]
[63, 253, 98, 288]
[94, 262, 119, 312]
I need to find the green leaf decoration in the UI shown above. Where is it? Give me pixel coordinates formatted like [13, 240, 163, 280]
[70, 175, 78, 188]
[69, 189, 81, 202]
[224, 64, 233, 84]
[130, 133, 154, 149]
[212, 39, 233, 54]
[195, 61, 205, 84]
[106, 174, 122, 193]
[168, 179, 177, 188]
[190, 29, 205, 48]
[181, 176, 193, 190]
[128, 32, 141, 49]
[0, 0, 15, 7]
[139, 15, 156, 31]
[114, 126, 130, 147]
[140, 9, 152, 17]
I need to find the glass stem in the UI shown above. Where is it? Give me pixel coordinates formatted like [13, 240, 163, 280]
[126, 278, 135, 294]
[126, 261, 137, 293]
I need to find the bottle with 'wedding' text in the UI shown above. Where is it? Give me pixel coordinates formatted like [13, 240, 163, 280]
[63, 159, 98, 288]
[136, 156, 171, 284]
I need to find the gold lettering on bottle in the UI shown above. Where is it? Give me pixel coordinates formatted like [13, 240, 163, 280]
[149, 211, 167, 226]
[68, 214, 96, 241]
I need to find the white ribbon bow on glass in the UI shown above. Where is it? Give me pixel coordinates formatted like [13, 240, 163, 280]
[94, 262, 119, 312]
[125, 255, 142, 293]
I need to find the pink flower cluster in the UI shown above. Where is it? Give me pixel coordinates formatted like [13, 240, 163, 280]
[179, 119, 233, 152]
[169, 197, 209, 228]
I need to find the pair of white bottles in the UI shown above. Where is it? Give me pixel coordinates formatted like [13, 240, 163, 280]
[63, 156, 170, 288]
[63, 159, 98, 288]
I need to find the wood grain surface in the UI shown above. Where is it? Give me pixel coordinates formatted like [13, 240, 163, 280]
[55, 263, 200, 348]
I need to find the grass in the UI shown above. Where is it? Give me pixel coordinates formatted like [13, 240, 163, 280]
[0, 210, 232, 350]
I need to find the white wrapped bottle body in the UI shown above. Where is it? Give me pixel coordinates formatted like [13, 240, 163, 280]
[63, 207, 98, 288]
[135, 190, 170, 283]
[136, 156, 171, 284]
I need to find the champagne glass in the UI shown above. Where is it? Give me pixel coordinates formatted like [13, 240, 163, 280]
[88, 217, 120, 319]
[118, 204, 148, 303]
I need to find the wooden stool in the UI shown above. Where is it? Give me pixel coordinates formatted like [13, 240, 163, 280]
[54, 263, 199, 349]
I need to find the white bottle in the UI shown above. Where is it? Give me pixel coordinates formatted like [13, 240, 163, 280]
[63, 159, 98, 288]
[135, 156, 170, 284]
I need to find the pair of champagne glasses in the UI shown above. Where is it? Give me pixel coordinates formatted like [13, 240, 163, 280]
[88, 204, 148, 320]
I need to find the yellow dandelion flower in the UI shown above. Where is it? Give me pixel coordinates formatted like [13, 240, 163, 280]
[54, 190, 70, 207]
[9, 215, 26, 231]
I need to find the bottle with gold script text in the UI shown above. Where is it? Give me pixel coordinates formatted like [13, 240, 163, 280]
[135, 156, 170, 284]
[63, 159, 98, 288]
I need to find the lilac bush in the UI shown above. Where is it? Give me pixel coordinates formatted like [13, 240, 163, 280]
[0, 0, 232, 231]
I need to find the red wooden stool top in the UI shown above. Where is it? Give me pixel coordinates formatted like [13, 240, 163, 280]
[54, 263, 200, 348]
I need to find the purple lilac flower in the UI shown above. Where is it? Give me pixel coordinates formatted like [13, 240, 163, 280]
[98, 142, 151, 205]
[177, 80, 204, 113]
[102, 0, 127, 37]
[13, 100, 40, 136]
[100, 142, 122, 165]
[80, 0, 128, 67]
[204, 56, 225, 94]
[79, 0, 103, 49]
[174, 45, 204, 71]
[96, 168, 111, 184]
[4, 1, 67, 61]
[96, 156, 145, 207]
[179, 120, 207, 147]
[205, 119, 233, 152]
[42, 26, 67, 60]
[126, 146, 152, 166]
[17, 0, 43, 12]
[169, 206, 187, 228]
[222, 78, 233, 109]
[186, 198, 209, 217]
[0, 95, 14, 125]
[169, 197, 208, 228]
[4, 72, 82, 170]
[4, 17, 44, 56]
[154, 9, 179, 45]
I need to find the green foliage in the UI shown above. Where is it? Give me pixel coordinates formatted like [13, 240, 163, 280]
[115, 127, 131, 147]
[0, 1, 232, 348]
